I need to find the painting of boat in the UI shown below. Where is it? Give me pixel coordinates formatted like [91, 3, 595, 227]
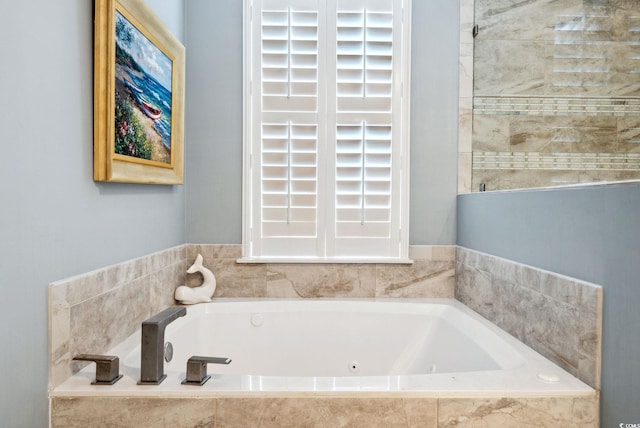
[139, 99, 162, 120]
[130, 90, 162, 120]
[94, 0, 184, 184]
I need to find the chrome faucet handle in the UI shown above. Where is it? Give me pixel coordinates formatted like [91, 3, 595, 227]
[73, 354, 123, 385]
[182, 355, 232, 386]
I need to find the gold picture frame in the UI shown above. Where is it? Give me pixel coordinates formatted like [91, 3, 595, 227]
[94, 0, 184, 184]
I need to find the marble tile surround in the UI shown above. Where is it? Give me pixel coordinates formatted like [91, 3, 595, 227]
[49, 244, 455, 389]
[49, 244, 600, 426]
[455, 247, 602, 389]
[185, 245, 455, 299]
[48, 245, 186, 389]
[50, 244, 601, 388]
[51, 395, 598, 427]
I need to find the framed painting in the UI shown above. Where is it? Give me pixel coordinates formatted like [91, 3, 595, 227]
[94, 0, 185, 184]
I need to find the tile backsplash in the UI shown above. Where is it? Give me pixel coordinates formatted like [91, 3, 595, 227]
[185, 245, 455, 299]
[48, 245, 186, 389]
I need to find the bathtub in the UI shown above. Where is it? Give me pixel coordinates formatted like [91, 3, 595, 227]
[53, 298, 592, 397]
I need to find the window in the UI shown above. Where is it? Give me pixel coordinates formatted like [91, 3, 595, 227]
[243, 0, 411, 262]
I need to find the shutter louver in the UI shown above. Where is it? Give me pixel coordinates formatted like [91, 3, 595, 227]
[336, 10, 393, 112]
[261, 9, 319, 112]
[261, 121, 317, 237]
[335, 122, 392, 237]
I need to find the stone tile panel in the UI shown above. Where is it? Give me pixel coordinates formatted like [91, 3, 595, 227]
[376, 260, 454, 298]
[51, 397, 216, 428]
[438, 396, 598, 428]
[266, 264, 377, 298]
[49, 245, 187, 389]
[455, 247, 602, 389]
[216, 397, 438, 428]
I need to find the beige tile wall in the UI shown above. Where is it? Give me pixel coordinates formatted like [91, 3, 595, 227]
[186, 245, 455, 299]
[455, 247, 602, 389]
[48, 245, 186, 389]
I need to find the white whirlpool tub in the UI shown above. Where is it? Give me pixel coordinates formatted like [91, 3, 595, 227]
[54, 299, 592, 396]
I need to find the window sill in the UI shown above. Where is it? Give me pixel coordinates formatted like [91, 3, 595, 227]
[236, 257, 414, 265]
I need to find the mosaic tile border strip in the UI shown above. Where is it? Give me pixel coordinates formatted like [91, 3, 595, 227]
[474, 96, 640, 116]
[474, 151, 640, 171]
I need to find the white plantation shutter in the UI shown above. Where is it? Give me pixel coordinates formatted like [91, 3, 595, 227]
[250, 2, 324, 258]
[244, 0, 410, 261]
[330, 4, 399, 257]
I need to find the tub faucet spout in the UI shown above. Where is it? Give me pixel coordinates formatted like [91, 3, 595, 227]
[139, 306, 186, 385]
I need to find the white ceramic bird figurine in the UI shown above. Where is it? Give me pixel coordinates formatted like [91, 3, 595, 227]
[174, 254, 217, 304]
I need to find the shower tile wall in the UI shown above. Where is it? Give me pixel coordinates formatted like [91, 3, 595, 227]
[472, 0, 640, 191]
[458, 0, 475, 193]
[51, 395, 598, 427]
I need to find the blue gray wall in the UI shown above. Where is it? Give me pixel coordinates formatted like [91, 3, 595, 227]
[0, 1, 185, 426]
[457, 183, 640, 426]
[184, 0, 460, 245]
